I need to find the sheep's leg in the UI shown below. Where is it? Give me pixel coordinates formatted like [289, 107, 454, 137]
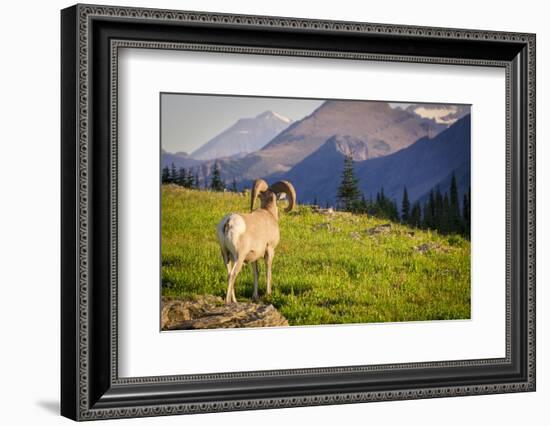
[252, 261, 259, 302]
[221, 248, 232, 276]
[265, 247, 275, 296]
[227, 256, 245, 304]
[221, 249, 234, 303]
[231, 282, 237, 304]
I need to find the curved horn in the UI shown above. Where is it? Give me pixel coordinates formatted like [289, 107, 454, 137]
[251, 179, 269, 211]
[269, 180, 296, 212]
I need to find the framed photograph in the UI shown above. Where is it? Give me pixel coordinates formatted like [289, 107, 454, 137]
[61, 4, 536, 421]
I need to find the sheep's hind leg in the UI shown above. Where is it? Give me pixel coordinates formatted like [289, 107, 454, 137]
[221, 249, 232, 276]
[252, 261, 259, 302]
[221, 249, 234, 304]
[227, 256, 245, 304]
[265, 247, 275, 297]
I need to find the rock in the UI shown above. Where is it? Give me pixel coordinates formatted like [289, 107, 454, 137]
[365, 223, 392, 235]
[311, 205, 335, 216]
[313, 222, 332, 231]
[312, 222, 341, 233]
[161, 295, 289, 330]
[349, 231, 362, 240]
[414, 242, 448, 254]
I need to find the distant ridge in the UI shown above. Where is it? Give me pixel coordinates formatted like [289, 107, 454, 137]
[160, 101, 469, 205]
[278, 114, 471, 206]
[207, 100, 447, 182]
[190, 110, 292, 161]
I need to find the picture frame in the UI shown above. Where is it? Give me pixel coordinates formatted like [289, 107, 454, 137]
[61, 3, 536, 421]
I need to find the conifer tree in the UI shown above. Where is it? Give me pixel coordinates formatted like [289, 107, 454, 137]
[230, 178, 238, 193]
[401, 186, 410, 223]
[449, 172, 461, 233]
[359, 195, 368, 213]
[185, 169, 194, 188]
[177, 167, 187, 187]
[170, 163, 177, 184]
[161, 166, 170, 184]
[390, 200, 399, 222]
[377, 187, 386, 215]
[210, 162, 225, 192]
[194, 173, 200, 189]
[422, 190, 436, 230]
[463, 187, 471, 238]
[337, 154, 362, 211]
[442, 192, 450, 234]
[409, 202, 422, 227]
[422, 201, 431, 229]
[434, 187, 443, 230]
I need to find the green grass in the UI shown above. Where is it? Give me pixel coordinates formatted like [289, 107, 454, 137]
[161, 184, 471, 326]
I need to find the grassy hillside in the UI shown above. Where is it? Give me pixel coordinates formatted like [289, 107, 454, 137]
[161, 184, 470, 326]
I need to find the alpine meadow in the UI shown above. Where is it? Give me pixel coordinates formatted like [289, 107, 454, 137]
[160, 94, 471, 330]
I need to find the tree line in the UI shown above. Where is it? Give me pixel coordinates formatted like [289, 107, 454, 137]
[161, 162, 238, 193]
[336, 154, 470, 237]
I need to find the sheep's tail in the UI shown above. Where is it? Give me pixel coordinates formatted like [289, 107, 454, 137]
[217, 214, 246, 261]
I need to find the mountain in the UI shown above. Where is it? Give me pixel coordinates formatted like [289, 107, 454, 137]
[400, 103, 470, 125]
[281, 135, 369, 202]
[211, 100, 447, 183]
[416, 162, 470, 204]
[280, 114, 471, 206]
[161, 149, 203, 169]
[190, 110, 292, 161]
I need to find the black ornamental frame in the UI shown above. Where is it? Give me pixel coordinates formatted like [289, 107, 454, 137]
[61, 4, 536, 421]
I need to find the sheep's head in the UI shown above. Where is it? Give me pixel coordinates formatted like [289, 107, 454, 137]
[251, 179, 296, 212]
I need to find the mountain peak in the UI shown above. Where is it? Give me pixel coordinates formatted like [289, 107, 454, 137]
[256, 110, 292, 124]
[261, 99, 447, 160]
[190, 110, 293, 161]
[324, 134, 369, 161]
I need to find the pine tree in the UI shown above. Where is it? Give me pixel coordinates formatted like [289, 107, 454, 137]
[161, 166, 170, 184]
[169, 163, 177, 184]
[201, 165, 208, 190]
[176, 167, 187, 187]
[376, 187, 385, 216]
[463, 188, 471, 238]
[210, 162, 225, 192]
[230, 178, 238, 193]
[449, 172, 461, 233]
[442, 192, 450, 234]
[390, 200, 399, 222]
[185, 168, 194, 188]
[428, 190, 436, 228]
[422, 201, 431, 229]
[194, 173, 200, 189]
[434, 187, 443, 230]
[359, 195, 368, 213]
[409, 202, 422, 227]
[401, 186, 410, 223]
[337, 154, 362, 211]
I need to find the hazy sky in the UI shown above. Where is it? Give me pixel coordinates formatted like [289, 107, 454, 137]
[161, 94, 323, 154]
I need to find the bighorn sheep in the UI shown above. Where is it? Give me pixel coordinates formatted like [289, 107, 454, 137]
[216, 179, 296, 304]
